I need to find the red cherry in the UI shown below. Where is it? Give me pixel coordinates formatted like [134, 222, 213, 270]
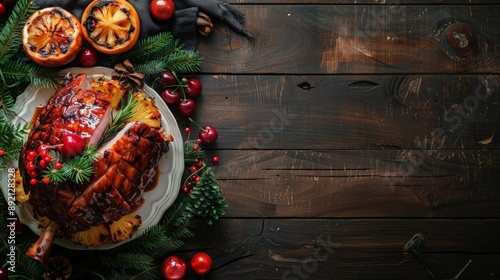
[161, 88, 181, 105]
[29, 179, 37, 185]
[212, 155, 219, 163]
[158, 71, 177, 86]
[29, 171, 37, 178]
[43, 155, 52, 163]
[79, 46, 99, 67]
[42, 177, 50, 184]
[199, 126, 218, 144]
[184, 78, 202, 98]
[161, 255, 186, 280]
[177, 99, 196, 117]
[61, 133, 86, 158]
[0, 4, 6, 18]
[150, 0, 175, 22]
[191, 252, 213, 276]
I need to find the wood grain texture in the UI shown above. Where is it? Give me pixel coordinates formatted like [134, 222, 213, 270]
[197, 5, 500, 74]
[178, 2, 500, 279]
[176, 75, 500, 150]
[180, 219, 500, 280]
[210, 149, 500, 218]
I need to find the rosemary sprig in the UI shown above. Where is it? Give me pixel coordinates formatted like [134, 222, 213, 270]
[98, 93, 139, 147]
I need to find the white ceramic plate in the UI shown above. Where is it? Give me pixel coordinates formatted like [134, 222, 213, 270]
[0, 67, 183, 250]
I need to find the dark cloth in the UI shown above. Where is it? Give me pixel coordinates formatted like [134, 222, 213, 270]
[33, 0, 252, 51]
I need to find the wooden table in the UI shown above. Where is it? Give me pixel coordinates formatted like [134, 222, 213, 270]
[182, 1, 500, 279]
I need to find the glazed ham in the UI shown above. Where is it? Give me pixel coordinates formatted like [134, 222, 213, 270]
[18, 73, 172, 263]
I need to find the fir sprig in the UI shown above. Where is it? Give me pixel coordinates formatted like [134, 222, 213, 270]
[43, 146, 99, 185]
[0, 0, 38, 64]
[106, 32, 202, 76]
[0, 122, 28, 178]
[106, 32, 176, 66]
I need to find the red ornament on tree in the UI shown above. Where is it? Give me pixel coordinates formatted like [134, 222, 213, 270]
[161, 255, 186, 280]
[191, 252, 213, 276]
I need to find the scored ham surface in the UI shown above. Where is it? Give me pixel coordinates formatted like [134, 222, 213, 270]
[18, 73, 173, 263]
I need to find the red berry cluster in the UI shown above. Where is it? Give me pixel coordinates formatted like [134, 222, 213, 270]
[158, 71, 202, 117]
[182, 156, 205, 194]
[25, 145, 61, 185]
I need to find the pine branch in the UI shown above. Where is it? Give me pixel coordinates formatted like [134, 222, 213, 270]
[0, 0, 38, 64]
[107, 32, 176, 66]
[163, 50, 202, 74]
[129, 266, 163, 280]
[2, 60, 58, 88]
[99, 253, 155, 271]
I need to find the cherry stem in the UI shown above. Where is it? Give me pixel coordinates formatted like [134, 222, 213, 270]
[189, 118, 206, 132]
[171, 71, 188, 100]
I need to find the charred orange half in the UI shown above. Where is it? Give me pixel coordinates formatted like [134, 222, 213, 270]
[22, 7, 83, 67]
[81, 0, 140, 55]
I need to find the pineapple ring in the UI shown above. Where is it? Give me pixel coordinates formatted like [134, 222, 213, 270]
[81, 0, 140, 54]
[22, 7, 83, 67]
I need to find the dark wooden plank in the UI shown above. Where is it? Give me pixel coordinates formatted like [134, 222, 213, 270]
[210, 149, 500, 218]
[197, 5, 500, 74]
[179, 219, 500, 279]
[177, 74, 500, 150]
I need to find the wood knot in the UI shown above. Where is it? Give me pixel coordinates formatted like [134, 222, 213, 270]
[445, 23, 476, 58]
[433, 19, 481, 62]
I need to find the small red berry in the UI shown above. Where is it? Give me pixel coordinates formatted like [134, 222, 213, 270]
[182, 186, 190, 193]
[37, 144, 47, 154]
[189, 166, 197, 173]
[28, 151, 37, 158]
[26, 162, 36, 172]
[197, 160, 203, 167]
[212, 155, 219, 163]
[29, 171, 37, 178]
[197, 138, 202, 143]
[184, 127, 191, 133]
[42, 177, 50, 184]
[194, 176, 201, 182]
[0, 150, 4, 156]
[192, 144, 199, 151]
[43, 155, 52, 163]
[38, 159, 47, 169]
[29, 179, 37, 185]
[54, 162, 62, 170]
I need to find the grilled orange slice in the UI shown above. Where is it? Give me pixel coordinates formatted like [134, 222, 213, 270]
[81, 0, 140, 55]
[22, 7, 83, 67]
